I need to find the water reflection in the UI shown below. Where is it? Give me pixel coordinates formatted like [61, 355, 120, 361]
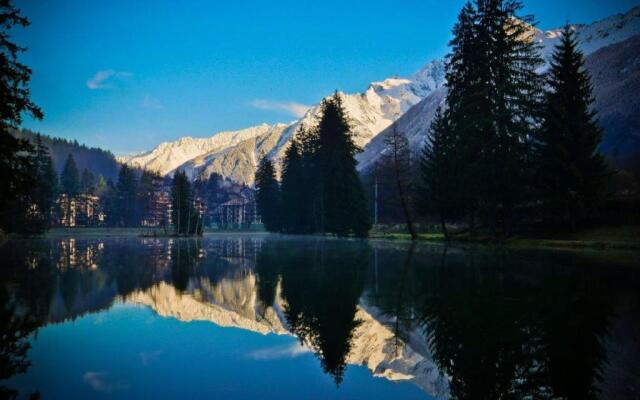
[0, 237, 639, 399]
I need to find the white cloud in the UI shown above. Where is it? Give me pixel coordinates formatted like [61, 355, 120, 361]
[83, 371, 129, 392]
[141, 95, 165, 110]
[246, 342, 310, 360]
[249, 99, 310, 118]
[86, 70, 132, 90]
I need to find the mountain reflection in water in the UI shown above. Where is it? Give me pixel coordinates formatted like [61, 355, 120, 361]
[1, 236, 639, 399]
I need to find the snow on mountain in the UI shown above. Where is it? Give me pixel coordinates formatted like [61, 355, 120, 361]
[358, 6, 640, 172]
[124, 6, 639, 184]
[124, 60, 445, 184]
[123, 123, 288, 177]
[123, 277, 450, 398]
[535, 6, 640, 61]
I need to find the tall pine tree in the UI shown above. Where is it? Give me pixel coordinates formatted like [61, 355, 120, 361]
[0, 0, 43, 233]
[537, 26, 607, 231]
[255, 158, 281, 232]
[80, 168, 95, 194]
[443, 2, 484, 232]
[115, 164, 138, 227]
[421, 108, 460, 238]
[32, 134, 57, 228]
[171, 170, 200, 235]
[317, 93, 370, 237]
[280, 139, 308, 233]
[475, 0, 544, 235]
[60, 154, 80, 197]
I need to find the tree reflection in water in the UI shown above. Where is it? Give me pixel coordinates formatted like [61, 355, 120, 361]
[256, 239, 370, 384]
[366, 245, 636, 400]
[0, 237, 638, 399]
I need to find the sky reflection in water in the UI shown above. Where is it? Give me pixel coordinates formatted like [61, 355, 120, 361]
[1, 236, 639, 399]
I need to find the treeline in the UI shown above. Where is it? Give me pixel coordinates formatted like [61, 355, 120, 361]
[256, 1, 611, 239]
[367, 1, 610, 239]
[419, 1, 607, 237]
[14, 128, 120, 180]
[255, 94, 371, 237]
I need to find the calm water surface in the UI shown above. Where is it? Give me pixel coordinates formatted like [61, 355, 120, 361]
[1, 235, 639, 399]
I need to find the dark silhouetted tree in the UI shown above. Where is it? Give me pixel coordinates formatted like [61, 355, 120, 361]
[536, 26, 608, 231]
[32, 134, 57, 228]
[280, 139, 307, 233]
[115, 164, 138, 227]
[317, 93, 370, 237]
[421, 108, 460, 237]
[60, 154, 80, 197]
[171, 170, 200, 235]
[80, 168, 95, 194]
[0, 0, 43, 234]
[380, 127, 417, 239]
[255, 158, 281, 232]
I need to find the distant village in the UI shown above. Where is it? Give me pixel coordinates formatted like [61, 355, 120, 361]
[53, 164, 262, 230]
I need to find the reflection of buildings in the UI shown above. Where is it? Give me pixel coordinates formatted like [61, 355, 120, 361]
[57, 194, 106, 227]
[55, 238, 105, 269]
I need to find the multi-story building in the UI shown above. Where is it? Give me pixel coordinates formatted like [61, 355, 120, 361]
[57, 194, 105, 227]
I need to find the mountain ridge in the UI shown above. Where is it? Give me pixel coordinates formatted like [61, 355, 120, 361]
[124, 6, 640, 184]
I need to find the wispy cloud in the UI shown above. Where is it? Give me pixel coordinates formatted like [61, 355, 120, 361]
[246, 342, 310, 360]
[83, 371, 129, 392]
[249, 99, 310, 118]
[141, 95, 165, 110]
[86, 70, 132, 90]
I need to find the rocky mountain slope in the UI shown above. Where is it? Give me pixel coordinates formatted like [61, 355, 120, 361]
[359, 7, 640, 173]
[124, 6, 640, 184]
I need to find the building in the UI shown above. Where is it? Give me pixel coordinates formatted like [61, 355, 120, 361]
[212, 194, 259, 229]
[57, 194, 105, 227]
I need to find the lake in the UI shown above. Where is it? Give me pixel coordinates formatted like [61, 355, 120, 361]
[1, 235, 639, 399]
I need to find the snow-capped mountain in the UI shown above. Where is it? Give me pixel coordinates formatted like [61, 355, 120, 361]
[123, 60, 445, 184]
[124, 278, 450, 398]
[124, 6, 640, 184]
[359, 6, 640, 172]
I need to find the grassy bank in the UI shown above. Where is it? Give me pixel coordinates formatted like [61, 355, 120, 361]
[370, 225, 640, 251]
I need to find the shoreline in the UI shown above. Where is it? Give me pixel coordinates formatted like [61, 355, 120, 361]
[4, 226, 639, 253]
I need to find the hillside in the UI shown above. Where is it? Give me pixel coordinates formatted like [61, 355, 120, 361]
[14, 129, 121, 181]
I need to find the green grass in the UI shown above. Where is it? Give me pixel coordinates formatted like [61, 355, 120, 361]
[370, 225, 640, 251]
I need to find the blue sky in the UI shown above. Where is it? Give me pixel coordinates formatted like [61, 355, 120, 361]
[14, 0, 639, 154]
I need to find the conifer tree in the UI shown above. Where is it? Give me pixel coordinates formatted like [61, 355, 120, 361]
[298, 124, 323, 232]
[255, 158, 281, 232]
[80, 168, 95, 194]
[0, 0, 43, 233]
[280, 139, 307, 233]
[537, 26, 608, 230]
[32, 134, 57, 227]
[171, 170, 195, 235]
[60, 154, 80, 197]
[317, 93, 370, 237]
[137, 170, 157, 225]
[95, 175, 108, 196]
[474, 0, 544, 235]
[443, 2, 483, 231]
[115, 164, 138, 227]
[421, 109, 459, 238]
